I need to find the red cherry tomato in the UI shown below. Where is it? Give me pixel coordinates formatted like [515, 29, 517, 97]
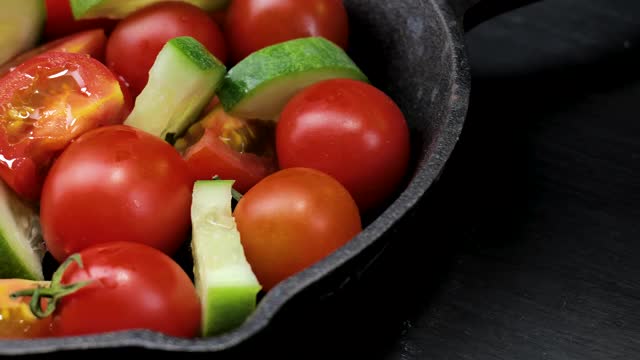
[43, 0, 118, 41]
[209, 8, 227, 28]
[53, 242, 200, 338]
[40, 125, 194, 263]
[0, 51, 125, 202]
[105, 1, 228, 97]
[276, 79, 411, 212]
[225, 0, 349, 63]
[177, 104, 277, 194]
[0, 29, 108, 77]
[234, 167, 362, 291]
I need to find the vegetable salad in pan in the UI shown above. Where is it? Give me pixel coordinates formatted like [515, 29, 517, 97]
[0, 0, 411, 339]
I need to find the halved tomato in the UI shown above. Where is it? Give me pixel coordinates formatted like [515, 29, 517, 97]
[0, 279, 53, 339]
[176, 104, 278, 194]
[0, 29, 108, 77]
[0, 51, 125, 202]
[115, 75, 134, 120]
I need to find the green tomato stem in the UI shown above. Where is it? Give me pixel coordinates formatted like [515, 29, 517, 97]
[10, 254, 92, 319]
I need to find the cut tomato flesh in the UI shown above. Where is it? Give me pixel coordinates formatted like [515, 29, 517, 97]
[0, 29, 108, 77]
[0, 279, 53, 339]
[178, 105, 277, 194]
[0, 51, 124, 202]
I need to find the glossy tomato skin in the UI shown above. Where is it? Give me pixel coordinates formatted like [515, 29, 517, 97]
[105, 1, 228, 97]
[44, 0, 118, 41]
[40, 125, 194, 263]
[54, 242, 200, 338]
[180, 105, 278, 194]
[0, 51, 125, 202]
[225, 0, 349, 63]
[234, 167, 362, 291]
[115, 75, 134, 121]
[276, 79, 411, 213]
[0, 279, 53, 339]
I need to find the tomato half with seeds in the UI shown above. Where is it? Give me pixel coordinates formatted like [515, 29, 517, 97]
[0, 51, 125, 202]
[0, 279, 53, 339]
[176, 104, 278, 194]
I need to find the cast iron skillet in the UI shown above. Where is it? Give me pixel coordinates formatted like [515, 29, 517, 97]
[0, 0, 538, 356]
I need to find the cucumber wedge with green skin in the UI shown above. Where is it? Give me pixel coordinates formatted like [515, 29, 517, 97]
[70, 0, 230, 20]
[124, 36, 226, 143]
[191, 179, 261, 336]
[0, 0, 46, 66]
[0, 180, 45, 281]
[218, 37, 369, 121]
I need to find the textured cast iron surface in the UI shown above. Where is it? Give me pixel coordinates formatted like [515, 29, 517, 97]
[0, 0, 470, 355]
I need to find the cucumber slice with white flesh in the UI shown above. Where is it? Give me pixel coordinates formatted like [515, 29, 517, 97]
[191, 179, 261, 336]
[124, 36, 226, 143]
[70, 0, 230, 20]
[218, 37, 369, 121]
[0, 180, 45, 281]
[0, 0, 45, 66]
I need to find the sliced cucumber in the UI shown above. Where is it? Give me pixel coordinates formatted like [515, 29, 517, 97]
[0, 0, 45, 66]
[0, 180, 45, 281]
[191, 179, 261, 336]
[124, 36, 226, 143]
[218, 37, 369, 121]
[70, 0, 230, 20]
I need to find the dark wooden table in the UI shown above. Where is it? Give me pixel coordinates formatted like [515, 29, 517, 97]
[228, 1, 640, 359]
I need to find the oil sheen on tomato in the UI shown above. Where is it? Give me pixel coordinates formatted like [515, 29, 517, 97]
[0, 52, 124, 201]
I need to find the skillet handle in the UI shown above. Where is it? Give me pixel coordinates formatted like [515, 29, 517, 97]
[450, 0, 542, 31]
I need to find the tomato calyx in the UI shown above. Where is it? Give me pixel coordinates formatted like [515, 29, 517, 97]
[11, 255, 92, 318]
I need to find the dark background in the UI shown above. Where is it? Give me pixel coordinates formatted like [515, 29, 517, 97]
[236, 0, 640, 359]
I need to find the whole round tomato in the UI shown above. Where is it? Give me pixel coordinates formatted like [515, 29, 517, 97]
[0, 279, 53, 339]
[105, 1, 228, 97]
[40, 125, 194, 263]
[234, 167, 362, 291]
[225, 0, 349, 63]
[0, 51, 125, 202]
[276, 79, 411, 213]
[43, 0, 118, 41]
[176, 104, 277, 194]
[53, 242, 200, 338]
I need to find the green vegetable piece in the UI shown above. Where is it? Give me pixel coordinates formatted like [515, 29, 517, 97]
[124, 36, 226, 143]
[70, 0, 230, 20]
[0, 180, 45, 281]
[218, 36, 369, 121]
[191, 179, 261, 336]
